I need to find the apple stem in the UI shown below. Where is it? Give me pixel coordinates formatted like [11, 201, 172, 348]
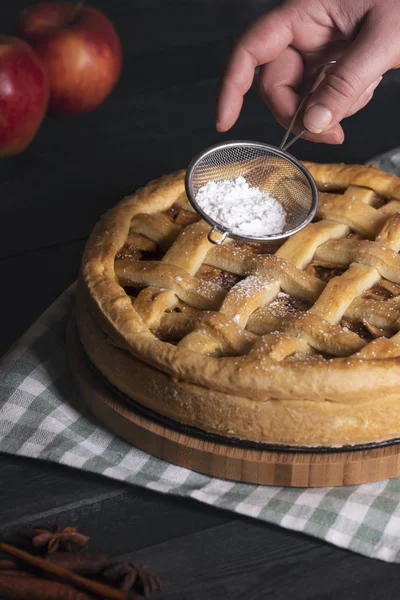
[65, 1, 84, 25]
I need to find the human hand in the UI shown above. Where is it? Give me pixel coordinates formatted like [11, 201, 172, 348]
[216, 0, 400, 144]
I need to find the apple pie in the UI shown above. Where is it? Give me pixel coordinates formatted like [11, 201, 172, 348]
[76, 161, 400, 447]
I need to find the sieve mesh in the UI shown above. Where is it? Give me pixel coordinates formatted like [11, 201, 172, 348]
[186, 142, 319, 242]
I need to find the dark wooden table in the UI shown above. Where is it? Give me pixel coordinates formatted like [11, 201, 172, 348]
[1, 1, 400, 597]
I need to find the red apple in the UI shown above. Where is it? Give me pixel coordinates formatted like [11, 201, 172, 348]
[0, 36, 49, 156]
[17, 2, 122, 115]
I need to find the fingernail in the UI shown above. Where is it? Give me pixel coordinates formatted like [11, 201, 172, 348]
[303, 104, 333, 133]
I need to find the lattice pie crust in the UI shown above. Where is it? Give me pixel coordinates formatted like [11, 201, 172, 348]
[77, 162, 400, 447]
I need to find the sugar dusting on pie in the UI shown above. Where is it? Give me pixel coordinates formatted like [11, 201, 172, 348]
[77, 162, 400, 447]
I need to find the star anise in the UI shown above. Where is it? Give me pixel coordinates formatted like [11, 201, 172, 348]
[103, 561, 161, 596]
[30, 523, 89, 554]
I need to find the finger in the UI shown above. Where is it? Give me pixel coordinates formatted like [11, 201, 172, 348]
[345, 76, 382, 117]
[216, 6, 293, 132]
[258, 46, 304, 127]
[303, 15, 398, 134]
[298, 123, 344, 144]
[259, 51, 344, 144]
[301, 124, 344, 144]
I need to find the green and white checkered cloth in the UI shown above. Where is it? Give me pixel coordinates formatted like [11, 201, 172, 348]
[2, 149, 400, 564]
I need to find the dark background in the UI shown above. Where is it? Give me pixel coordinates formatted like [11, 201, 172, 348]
[1, 1, 400, 598]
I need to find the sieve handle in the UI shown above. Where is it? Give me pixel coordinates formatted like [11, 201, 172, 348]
[279, 60, 336, 152]
[208, 227, 228, 245]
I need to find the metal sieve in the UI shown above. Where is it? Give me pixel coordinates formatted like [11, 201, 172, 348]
[185, 61, 336, 245]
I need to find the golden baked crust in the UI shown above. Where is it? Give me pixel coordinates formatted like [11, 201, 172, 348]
[77, 162, 400, 447]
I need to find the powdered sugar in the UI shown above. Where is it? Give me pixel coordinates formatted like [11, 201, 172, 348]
[234, 276, 274, 299]
[195, 176, 286, 237]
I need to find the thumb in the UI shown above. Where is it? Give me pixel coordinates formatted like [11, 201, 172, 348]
[303, 17, 396, 134]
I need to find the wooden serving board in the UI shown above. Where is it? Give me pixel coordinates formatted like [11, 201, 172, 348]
[68, 317, 400, 487]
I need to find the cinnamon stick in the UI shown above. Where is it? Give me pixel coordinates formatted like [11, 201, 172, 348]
[0, 543, 136, 600]
[0, 574, 94, 599]
[0, 559, 20, 570]
[0, 569, 32, 577]
[46, 552, 111, 576]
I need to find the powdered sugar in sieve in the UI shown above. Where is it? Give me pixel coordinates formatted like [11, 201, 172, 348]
[195, 176, 286, 237]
